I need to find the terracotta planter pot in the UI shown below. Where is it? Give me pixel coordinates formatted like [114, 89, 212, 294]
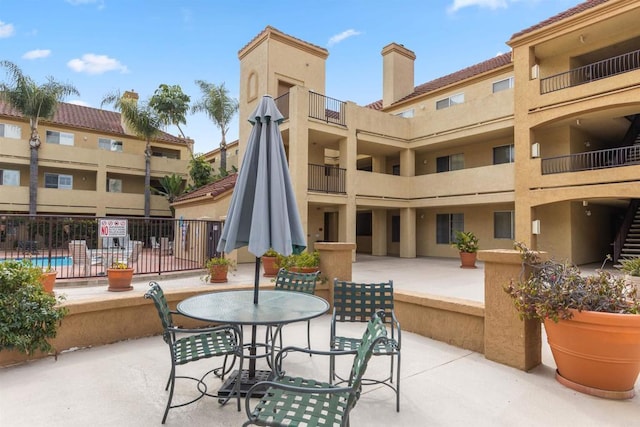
[209, 265, 229, 283]
[544, 308, 640, 399]
[107, 268, 134, 292]
[39, 271, 57, 294]
[458, 252, 477, 269]
[262, 256, 279, 277]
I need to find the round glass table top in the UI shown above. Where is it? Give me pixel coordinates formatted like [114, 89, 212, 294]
[177, 290, 329, 326]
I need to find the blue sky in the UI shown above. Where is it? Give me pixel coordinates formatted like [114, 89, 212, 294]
[0, 0, 581, 155]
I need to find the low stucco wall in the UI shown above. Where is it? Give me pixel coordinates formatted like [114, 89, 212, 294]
[0, 282, 484, 367]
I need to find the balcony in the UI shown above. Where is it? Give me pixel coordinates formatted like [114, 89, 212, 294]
[275, 91, 347, 126]
[540, 49, 640, 94]
[541, 146, 640, 175]
[308, 163, 346, 194]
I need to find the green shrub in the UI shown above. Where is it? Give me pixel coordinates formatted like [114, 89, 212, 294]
[0, 260, 67, 355]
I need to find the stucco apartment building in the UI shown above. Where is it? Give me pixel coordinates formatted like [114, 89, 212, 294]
[0, 93, 191, 218]
[176, 0, 640, 265]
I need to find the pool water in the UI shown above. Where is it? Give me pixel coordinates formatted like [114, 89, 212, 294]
[14, 256, 73, 268]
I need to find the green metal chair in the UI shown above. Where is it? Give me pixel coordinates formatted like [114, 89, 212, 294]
[270, 268, 320, 353]
[330, 279, 401, 412]
[144, 282, 244, 423]
[243, 312, 389, 427]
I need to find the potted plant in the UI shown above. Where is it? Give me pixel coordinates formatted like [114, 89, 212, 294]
[451, 231, 479, 268]
[505, 242, 640, 399]
[0, 260, 67, 355]
[283, 250, 320, 273]
[205, 256, 235, 283]
[619, 257, 640, 291]
[262, 248, 280, 277]
[106, 261, 134, 292]
[39, 265, 57, 295]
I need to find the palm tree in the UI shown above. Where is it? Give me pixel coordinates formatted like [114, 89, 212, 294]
[0, 60, 79, 216]
[191, 81, 238, 172]
[101, 91, 162, 218]
[152, 173, 185, 217]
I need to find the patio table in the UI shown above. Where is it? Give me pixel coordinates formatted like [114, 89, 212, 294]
[177, 289, 329, 397]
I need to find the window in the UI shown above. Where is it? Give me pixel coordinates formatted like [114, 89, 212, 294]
[0, 123, 21, 139]
[436, 213, 464, 244]
[44, 173, 72, 189]
[395, 109, 414, 118]
[46, 130, 74, 146]
[436, 93, 464, 110]
[392, 164, 400, 176]
[494, 211, 514, 239]
[0, 169, 19, 186]
[98, 138, 123, 152]
[492, 77, 514, 93]
[493, 144, 514, 164]
[391, 216, 400, 243]
[108, 179, 122, 193]
[436, 153, 464, 172]
[356, 212, 372, 236]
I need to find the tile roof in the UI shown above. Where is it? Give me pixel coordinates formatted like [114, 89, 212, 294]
[0, 100, 189, 145]
[510, 0, 609, 40]
[366, 52, 512, 110]
[175, 173, 237, 202]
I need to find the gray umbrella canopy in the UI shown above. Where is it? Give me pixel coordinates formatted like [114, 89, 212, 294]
[217, 95, 306, 258]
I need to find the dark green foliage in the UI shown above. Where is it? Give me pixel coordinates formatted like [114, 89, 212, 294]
[505, 242, 640, 323]
[0, 260, 67, 355]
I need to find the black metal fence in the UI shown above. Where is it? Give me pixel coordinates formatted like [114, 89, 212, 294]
[309, 92, 346, 126]
[541, 145, 640, 175]
[540, 49, 640, 94]
[0, 215, 223, 279]
[308, 163, 347, 194]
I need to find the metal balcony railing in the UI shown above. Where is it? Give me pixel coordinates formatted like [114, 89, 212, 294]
[541, 145, 640, 175]
[540, 49, 640, 94]
[309, 92, 346, 126]
[308, 163, 346, 194]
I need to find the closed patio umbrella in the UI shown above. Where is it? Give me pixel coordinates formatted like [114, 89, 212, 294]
[217, 95, 306, 305]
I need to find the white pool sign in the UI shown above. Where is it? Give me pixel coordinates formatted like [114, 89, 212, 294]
[99, 219, 128, 237]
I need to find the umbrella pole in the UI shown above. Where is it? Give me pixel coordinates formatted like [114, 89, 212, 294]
[253, 257, 260, 304]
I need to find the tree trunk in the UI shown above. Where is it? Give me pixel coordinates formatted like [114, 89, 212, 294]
[220, 145, 227, 173]
[144, 142, 151, 218]
[29, 146, 38, 217]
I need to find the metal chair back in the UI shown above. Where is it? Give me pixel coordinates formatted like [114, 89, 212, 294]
[333, 280, 395, 323]
[274, 268, 319, 294]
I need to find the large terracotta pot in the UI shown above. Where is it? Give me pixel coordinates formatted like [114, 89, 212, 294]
[288, 267, 319, 274]
[544, 308, 640, 399]
[458, 252, 477, 269]
[262, 256, 279, 277]
[107, 268, 134, 292]
[209, 265, 229, 283]
[39, 271, 57, 294]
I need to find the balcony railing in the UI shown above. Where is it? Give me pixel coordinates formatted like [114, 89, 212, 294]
[541, 145, 640, 175]
[540, 49, 640, 94]
[308, 163, 346, 194]
[309, 92, 346, 126]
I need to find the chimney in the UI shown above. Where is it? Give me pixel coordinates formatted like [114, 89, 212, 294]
[381, 43, 416, 108]
[120, 90, 139, 135]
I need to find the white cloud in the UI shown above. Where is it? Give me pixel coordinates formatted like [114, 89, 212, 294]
[328, 29, 362, 47]
[67, 54, 129, 75]
[66, 0, 105, 8]
[23, 49, 51, 60]
[448, 0, 509, 13]
[68, 99, 91, 107]
[0, 21, 15, 38]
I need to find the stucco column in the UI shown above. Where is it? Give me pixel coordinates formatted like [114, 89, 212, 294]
[288, 88, 310, 240]
[372, 209, 387, 256]
[400, 207, 416, 258]
[477, 249, 541, 371]
[400, 148, 415, 177]
[316, 242, 356, 307]
[338, 103, 358, 255]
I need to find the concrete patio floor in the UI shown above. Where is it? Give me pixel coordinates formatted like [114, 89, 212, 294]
[1, 255, 638, 426]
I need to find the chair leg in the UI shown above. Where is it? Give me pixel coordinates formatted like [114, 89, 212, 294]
[162, 364, 176, 424]
[396, 352, 401, 412]
[329, 352, 335, 384]
[306, 320, 312, 356]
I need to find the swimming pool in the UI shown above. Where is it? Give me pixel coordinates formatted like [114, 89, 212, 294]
[13, 256, 73, 268]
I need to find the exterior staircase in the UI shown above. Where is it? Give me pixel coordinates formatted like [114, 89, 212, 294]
[616, 200, 640, 264]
